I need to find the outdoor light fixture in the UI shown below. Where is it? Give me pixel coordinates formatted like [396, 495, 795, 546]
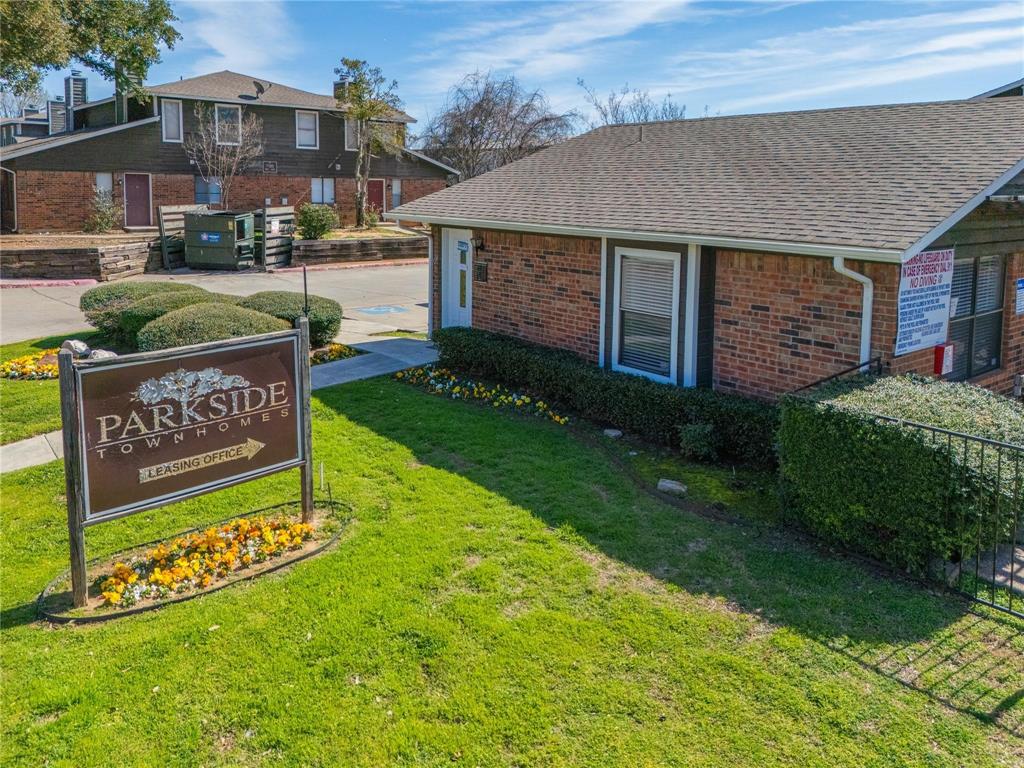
[471, 235, 485, 252]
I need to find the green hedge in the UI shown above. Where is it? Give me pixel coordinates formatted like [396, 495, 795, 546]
[778, 375, 1024, 574]
[237, 291, 342, 347]
[80, 282, 205, 337]
[117, 291, 241, 349]
[136, 303, 290, 352]
[432, 327, 777, 465]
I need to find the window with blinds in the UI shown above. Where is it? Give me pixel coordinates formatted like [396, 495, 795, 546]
[946, 254, 1005, 381]
[295, 110, 318, 148]
[615, 252, 679, 379]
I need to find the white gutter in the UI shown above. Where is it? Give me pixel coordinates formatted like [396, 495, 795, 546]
[0, 116, 160, 160]
[901, 157, 1024, 262]
[382, 212, 904, 263]
[402, 148, 461, 177]
[395, 223, 434, 336]
[832, 255, 873, 364]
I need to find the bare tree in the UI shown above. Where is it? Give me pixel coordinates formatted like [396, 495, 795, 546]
[578, 79, 691, 127]
[0, 84, 48, 118]
[183, 103, 263, 210]
[335, 58, 405, 227]
[418, 72, 577, 179]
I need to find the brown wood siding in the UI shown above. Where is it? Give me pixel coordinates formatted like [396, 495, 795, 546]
[7, 98, 447, 181]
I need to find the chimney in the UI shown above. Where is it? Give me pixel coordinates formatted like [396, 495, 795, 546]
[47, 97, 67, 135]
[63, 70, 88, 131]
[114, 62, 144, 124]
[333, 76, 350, 103]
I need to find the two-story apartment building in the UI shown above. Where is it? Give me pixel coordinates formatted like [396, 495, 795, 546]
[0, 70, 456, 232]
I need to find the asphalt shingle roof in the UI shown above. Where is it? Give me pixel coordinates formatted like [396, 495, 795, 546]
[147, 70, 415, 122]
[393, 98, 1024, 253]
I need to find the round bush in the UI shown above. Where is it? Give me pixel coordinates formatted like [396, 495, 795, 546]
[295, 203, 339, 240]
[237, 291, 342, 347]
[136, 303, 290, 352]
[80, 282, 208, 337]
[118, 291, 242, 349]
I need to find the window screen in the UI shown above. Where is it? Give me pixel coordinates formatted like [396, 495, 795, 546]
[215, 105, 240, 144]
[311, 178, 335, 205]
[195, 177, 222, 205]
[296, 111, 318, 148]
[391, 179, 402, 210]
[345, 119, 360, 151]
[946, 255, 1004, 381]
[161, 100, 182, 142]
[618, 255, 676, 377]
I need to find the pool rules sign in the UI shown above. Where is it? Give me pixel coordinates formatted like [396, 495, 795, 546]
[895, 248, 955, 356]
[59, 323, 314, 607]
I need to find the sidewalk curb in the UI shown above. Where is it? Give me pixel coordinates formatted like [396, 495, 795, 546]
[268, 258, 427, 273]
[1, 278, 99, 289]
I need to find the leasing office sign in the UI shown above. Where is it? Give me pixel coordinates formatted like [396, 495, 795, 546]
[71, 333, 306, 523]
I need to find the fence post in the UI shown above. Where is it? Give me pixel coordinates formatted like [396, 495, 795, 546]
[295, 317, 314, 523]
[58, 350, 88, 607]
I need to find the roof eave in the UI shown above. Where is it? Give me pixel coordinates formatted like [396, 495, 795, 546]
[401, 148, 461, 176]
[0, 116, 160, 160]
[381, 212, 904, 263]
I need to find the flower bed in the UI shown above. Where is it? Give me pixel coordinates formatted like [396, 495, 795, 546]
[98, 514, 314, 607]
[311, 343, 361, 365]
[395, 366, 569, 425]
[1, 348, 59, 379]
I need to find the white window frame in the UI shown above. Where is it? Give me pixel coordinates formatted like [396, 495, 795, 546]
[611, 246, 681, 385]
[344, 118, 360, 151]
[215, 103, 241, 146]
[94, 172, 113, 195]
[295, 109, 319, 149]
[391, 178, 402, 210]
[160, 98, 183, 143]
[311, 177, 335, 205]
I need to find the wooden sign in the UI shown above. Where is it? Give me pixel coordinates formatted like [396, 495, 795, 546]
[59, 322, 314, 607]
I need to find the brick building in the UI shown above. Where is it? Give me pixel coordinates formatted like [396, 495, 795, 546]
[388, 96, 1024, 398]
[0, 70, 455, 232]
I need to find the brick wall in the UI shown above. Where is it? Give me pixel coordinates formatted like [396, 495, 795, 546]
[401, 178, 446, 205]
[16, 170, 96, 231]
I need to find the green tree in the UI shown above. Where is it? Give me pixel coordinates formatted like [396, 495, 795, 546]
[334, 58, 404, 227]
[0, 0, 180, 96]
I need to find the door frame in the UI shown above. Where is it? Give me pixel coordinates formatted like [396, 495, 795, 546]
[122, 172, 153, 227]
[367, 177, 386, 213]
[441, 228, 473, 328]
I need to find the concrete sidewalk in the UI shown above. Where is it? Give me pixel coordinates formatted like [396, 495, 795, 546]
[0, 337, 436, 474]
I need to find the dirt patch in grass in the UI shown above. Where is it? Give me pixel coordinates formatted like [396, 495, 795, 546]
[323, 227, 420, 241]
[1, 233, 155, 249]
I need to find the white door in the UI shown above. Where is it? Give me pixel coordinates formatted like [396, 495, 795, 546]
[442, 229, 473, 327]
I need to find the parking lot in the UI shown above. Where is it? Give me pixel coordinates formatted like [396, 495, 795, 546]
[0, 263, 429, 344]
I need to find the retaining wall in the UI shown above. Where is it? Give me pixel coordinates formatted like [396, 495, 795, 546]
[291, 235, 428, 266]
[0, 239, 166, 281]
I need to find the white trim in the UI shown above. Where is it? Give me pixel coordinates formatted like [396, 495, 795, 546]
[611, 246, 681, 385]
[382, 213, 904, 264]
[122, 172, 153, 227]
[832, 256, 874, 365]
[160, 98, 183, 143]
[402, 148, 461, 176]
[0, 116, 160, 159]
[214, 103, 241, 146]
[682, 243, 699, 387]
[598, 237, 607, 366]
[344, 118, 359, 152]
[294, 109, 319, 150]
[901, 157, 1024, 262]
[441, 228, 473, 328]
[971, 78, 1024, 99]
[368, 177, 386, 213]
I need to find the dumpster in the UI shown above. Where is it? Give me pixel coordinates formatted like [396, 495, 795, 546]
[183, 211, 255, 270]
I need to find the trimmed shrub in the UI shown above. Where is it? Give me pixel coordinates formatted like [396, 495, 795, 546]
[117, 291, 241, 349]
[678, 423, 718, 462]
[432, 327, 778, 465]
[295, 203, 338, 240]
[778, 375, 1024, 574]
[80, 282, 205, 337]
[237, 291, 342, 347]
[136, 303, 289, 351]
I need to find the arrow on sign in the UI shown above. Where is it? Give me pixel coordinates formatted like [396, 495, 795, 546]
[138, 438, 266, 484]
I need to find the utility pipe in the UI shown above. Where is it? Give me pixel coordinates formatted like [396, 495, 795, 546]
[832, 255, 874, 364]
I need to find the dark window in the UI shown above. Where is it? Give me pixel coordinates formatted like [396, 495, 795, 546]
[195, 177, 222, 205]
[946, 254, 1004, 381]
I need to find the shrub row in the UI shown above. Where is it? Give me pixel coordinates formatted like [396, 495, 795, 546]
[432, 327, 777, 465]
[778, 375, 1024, 575]
[80, 282, 343, 351]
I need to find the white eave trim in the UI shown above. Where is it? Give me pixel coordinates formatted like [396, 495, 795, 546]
[381, 212, 904, 262]
[0, 116, 160, 159]
[402, 148, 461, 177]
[900, 156, 1024, 262]
[970, 78, 1024, 99]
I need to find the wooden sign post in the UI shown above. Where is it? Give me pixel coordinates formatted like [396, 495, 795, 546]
[59, 328, 313, 608]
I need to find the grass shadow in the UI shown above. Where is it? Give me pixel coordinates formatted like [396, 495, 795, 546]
[318, 379, 1024, 735]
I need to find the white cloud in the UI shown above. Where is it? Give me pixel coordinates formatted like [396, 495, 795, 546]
[176, 0, 298, 80]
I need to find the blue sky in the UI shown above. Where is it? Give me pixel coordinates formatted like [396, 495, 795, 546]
[42, 0, 1024, 127]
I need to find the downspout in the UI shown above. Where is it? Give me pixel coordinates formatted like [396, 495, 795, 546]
[395, 222, 434, 337]
[0, 166, 17, 232]
[832, 255, 873, 364]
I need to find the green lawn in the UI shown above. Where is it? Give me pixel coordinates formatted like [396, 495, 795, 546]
[2, 378, 1022, 766]
[0, 332, 106, 445]
[369, 329, 429, 340]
